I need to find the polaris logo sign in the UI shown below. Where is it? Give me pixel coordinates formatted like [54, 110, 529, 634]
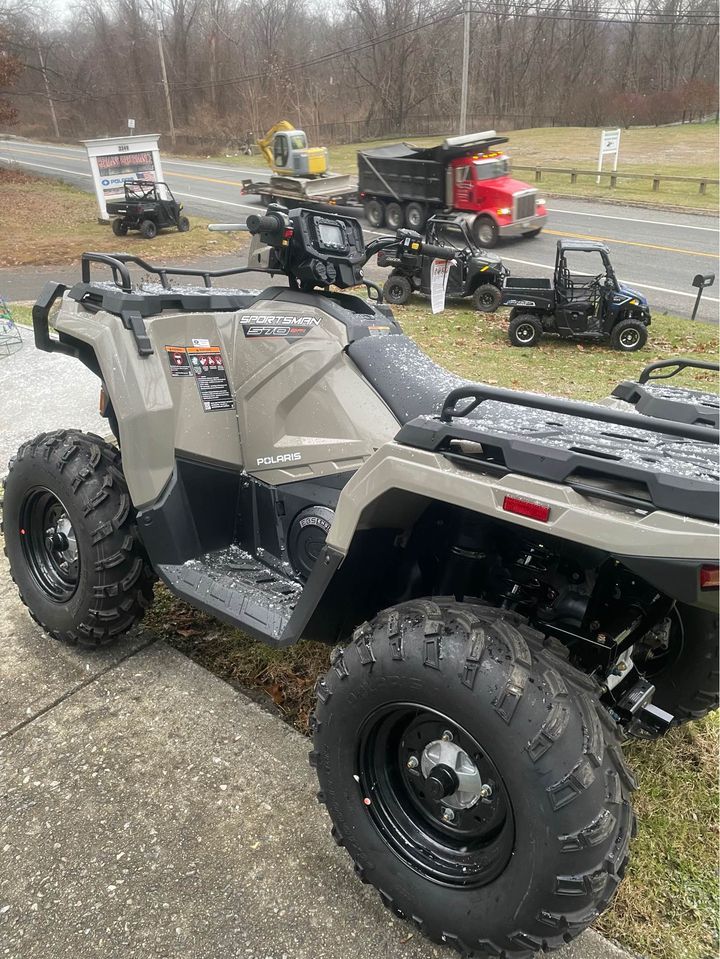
[256, 452, 302, 466]
[241, 315, 320, 340]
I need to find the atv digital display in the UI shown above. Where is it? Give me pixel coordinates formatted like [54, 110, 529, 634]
[317, 221, 345, 251]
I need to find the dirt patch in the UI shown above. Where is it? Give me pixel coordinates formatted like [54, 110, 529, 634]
[0, 169, 242, 267]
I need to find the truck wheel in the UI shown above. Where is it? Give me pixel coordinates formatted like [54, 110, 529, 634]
[2, 431, 156, 648]
[177, 216, 190, 232]
[311, 601, 635, 958]
[509, 313, 543, 347]
[472, 283, 502, 313]
[383, 274, 412, 305]
[472, 216, 499, 248]
[405, 202, 426, 231]
[364, 199, 385, 228]
[111, 218, 128, 237]
[140, 219, 158, 239]
[385, 202, 404, 231]
[610, 319, 647, 352]
[637, 603, 719, 725]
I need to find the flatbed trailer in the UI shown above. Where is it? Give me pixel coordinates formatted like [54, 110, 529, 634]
[241, 174, 359, 209]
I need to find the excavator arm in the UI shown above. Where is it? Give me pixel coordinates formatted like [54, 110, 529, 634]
[257, 120, 296, 172]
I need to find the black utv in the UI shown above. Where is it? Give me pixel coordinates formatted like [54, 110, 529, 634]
[107, 180, 190, 240]
[501, 239, 651, 350]
[379, 214, 508, 312]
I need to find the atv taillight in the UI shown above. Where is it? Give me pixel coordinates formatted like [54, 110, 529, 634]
[283, 228, 294, 239]
[700, 564, 720, 590]
[502, 495, 550, 522]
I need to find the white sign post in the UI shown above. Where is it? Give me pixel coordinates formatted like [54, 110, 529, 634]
[430, 257, 454, 314]
[597, 128, 621, 185]
[127, 118, 136, 131]
[82, 133, 164, 221]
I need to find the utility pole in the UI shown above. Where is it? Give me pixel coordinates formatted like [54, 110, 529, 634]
[152, 1, 176, 150]
[459, 0, 471, 134]
[37, 43, 60, 139]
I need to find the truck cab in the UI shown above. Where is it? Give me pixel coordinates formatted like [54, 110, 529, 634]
[449, 152, 547, 246]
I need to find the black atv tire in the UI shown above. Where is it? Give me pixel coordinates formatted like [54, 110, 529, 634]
[383, 273, 412, 305]
[111, 218, 128, 237]
[610, 319, 647, 352]
[364, 199, 385, 228]
[638, 603, 719, 724]
[472, 283, 502, 313]
[141, 219, 158, 239]
[472, 216, 499, 248]
[509, 313, 543, 347]
[177, 216, 190, 232]
[311, 601, 635, 958]
[385, 202, 404, 231]
[2, 431, 155, 648]
[405, 201, 426, 231]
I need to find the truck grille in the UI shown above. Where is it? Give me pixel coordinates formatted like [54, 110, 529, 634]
[514, 192, 536, 220]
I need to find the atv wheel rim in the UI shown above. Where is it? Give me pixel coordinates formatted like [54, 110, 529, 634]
[619, 328, 640, 348]
[358, 705, 514, 887]
[388, 283, 404, 300]
[20, 488, 80, 602]
[478, 290, 497, 309]
[516, 323, 536, 344]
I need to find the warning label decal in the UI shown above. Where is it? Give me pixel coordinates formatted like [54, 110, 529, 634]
[165, 345, 191, 376]
[187, 346, 235, 412]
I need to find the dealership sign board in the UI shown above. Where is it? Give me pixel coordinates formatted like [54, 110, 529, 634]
[82, 134, 164, 220]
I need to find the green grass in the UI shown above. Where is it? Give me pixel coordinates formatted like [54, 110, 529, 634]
[201, 123, 718, 211]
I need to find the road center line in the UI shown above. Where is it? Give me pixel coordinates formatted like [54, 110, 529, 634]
[543, 228, 717, 259]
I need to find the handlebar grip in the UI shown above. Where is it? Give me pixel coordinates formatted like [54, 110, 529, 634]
[421, 243, 457, 260]
[246, 212, 283, 235]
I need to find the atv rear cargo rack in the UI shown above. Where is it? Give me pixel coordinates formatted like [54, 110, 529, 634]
[612, 358, 719, 429]
[397, 382, 719, 523]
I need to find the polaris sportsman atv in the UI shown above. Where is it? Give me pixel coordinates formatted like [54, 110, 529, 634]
[502, 239, 651, 349]
[107, 180, 190, 240]
[379, 214, 508, 312]
[4, 204, 718, 959]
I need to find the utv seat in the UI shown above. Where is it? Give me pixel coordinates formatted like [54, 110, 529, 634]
[347, 333, 467, 424]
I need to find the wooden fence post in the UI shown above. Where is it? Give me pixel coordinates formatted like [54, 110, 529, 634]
[652, 176, 660, 191]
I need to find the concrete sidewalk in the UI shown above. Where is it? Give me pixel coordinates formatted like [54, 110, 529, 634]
[0, 558, 638, 959]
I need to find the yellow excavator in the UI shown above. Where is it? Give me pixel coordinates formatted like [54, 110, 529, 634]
[257, 120, 329, 178]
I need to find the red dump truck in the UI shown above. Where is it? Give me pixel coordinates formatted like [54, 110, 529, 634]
[357, 131, 547, 247]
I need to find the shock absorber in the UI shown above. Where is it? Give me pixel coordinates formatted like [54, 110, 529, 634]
[497, 538, 555, 611]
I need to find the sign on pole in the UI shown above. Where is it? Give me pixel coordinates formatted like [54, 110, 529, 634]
[82, 133, 164, 221]
[597, 128, 621, 185]
[127, 118, 136, 131]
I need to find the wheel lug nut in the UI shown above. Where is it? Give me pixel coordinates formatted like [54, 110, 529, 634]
[441, 807, 455, 823]
[406, 756, 419, 770]
[479, 784, 493, 799]
[441, 730, 453, 742]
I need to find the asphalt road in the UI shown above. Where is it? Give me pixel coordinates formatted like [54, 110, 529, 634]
[1, 137, 719, 322]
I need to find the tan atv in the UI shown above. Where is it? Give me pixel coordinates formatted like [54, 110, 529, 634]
[3, 204, 718, 958]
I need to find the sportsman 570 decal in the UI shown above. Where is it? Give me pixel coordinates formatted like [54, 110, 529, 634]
[241, 315, 320, 339]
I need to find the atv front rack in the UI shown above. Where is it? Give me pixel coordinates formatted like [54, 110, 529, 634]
[398, 382, 719, 523]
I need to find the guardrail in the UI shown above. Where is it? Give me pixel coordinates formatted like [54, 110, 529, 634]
[512, 165, 718, 195]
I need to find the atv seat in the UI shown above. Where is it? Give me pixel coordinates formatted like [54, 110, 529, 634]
[347, 333, 467, 424]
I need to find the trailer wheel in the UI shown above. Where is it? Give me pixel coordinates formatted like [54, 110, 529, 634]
[472, 216, 499, 248]
[383, 274, 412, 305]
[472, 283, 502, 313]
[364, 199, 385, 228]
[405, 202, 426, 231]
[311, 600, 635, 958]
[111, 219, 128, 237]
[385, 202, 405, 231]
[140, 219, 158, 239]
[610, 319, 647, 352]
[509, 313, 543, 347]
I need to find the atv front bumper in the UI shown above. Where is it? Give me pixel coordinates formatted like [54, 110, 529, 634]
[498, 212, 548, 237]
